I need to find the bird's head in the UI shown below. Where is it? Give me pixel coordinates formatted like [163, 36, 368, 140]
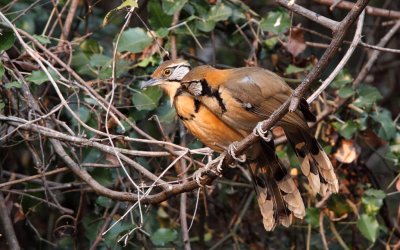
[141, 59, 191, 89]
[141, 59, 191, 104]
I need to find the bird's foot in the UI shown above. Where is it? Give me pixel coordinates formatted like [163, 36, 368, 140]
[227, 142, 246, 164]
[253, 122, 273, 142]
[193, 153, 226, 186]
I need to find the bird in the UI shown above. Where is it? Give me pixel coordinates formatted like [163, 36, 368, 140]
[179, 64, 339, 196]
[142, 59, 306, 231]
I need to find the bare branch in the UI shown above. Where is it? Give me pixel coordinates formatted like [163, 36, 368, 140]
[0, 192, 21, 250]
[315, 0, 400, 19]
[276, 0, 339, 30]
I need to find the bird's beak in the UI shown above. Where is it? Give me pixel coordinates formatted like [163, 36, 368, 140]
[141, 78, 162, 89]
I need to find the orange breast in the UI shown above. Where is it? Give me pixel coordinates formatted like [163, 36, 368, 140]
[174, 94, 243, 152]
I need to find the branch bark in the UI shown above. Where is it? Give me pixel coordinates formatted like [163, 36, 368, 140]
[0, 192, 21, 250]
[277, 0, 339, 30]
[314, 0, 400, 19]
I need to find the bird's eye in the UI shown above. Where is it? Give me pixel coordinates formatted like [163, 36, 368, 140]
[163, 68, 172, 76]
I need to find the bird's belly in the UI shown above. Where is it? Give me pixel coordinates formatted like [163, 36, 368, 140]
[174, 95, 243, 152]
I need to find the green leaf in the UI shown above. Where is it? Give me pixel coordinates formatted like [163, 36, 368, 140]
[196, 2, 232, 32]
[103, 0, 138, 26]
[305, 208, 320, 228]
[156, 28, 169, 38]
[103, 221, 132, 246]
[77, 106, 91, 122]
[327, 194, 352, 216]
[285, 64, 305, 74]
[331, 69, 353, 88]
[137, 56, 158, 68]
[353, 85, 382, 109]
[0, 102, 5, 113]
[162, 0, 188, 15]
[231, 6, 246, 22]
[0, 62, 4, 79]
[338, 120, 359, 139]
[5, 81, 22, 89]
[357, 214, 379, 242]
[208, 3, 232, 22]
[115, 59, 131, 78]
[155, 100, 176, 123]
[362, 189, 386, 216]
[33, 34, 51, 44]
[372, 109, 396, 141]
[196, 19, 216, 33]
[338, 86, 355, 98]
[80, 39, 103, 56]
[82, 214, 101, 242]
[27, 70, 48, 85]
[0, 29, 16, 51]
[148, 0, 172, 28]
[91, 168, 113, 186]
[150, 228, 178, 246]
[96, 196, 113, 208]
[260, 10, 290, 34]
[83, 148, 102, 163]
[264, 37, 279, 50]
[89, 54, 112, 67]
[118, 28, 152, 53]
[132, 87, 162, 111]
[26, 69, 60, 85]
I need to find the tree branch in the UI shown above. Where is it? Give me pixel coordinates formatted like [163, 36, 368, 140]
[0, 192, 21, 250]
[314, 0, 400, 19]
[276, 0, 339, 30]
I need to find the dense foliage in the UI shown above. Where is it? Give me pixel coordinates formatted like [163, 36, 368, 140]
[0, 0, 399, 249]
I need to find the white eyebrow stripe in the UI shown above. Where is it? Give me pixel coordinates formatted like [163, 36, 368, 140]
[167, 63, 191, 68]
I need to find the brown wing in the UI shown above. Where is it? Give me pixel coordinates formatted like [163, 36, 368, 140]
[195, 67, 308, 132]
[195, 67, 338, 195]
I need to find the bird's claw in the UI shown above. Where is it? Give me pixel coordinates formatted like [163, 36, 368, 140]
[253, 122, 273, 142]
[193, 168, 207, 187]
[193, 153, 226, 186]
[228, 142, 246, 163]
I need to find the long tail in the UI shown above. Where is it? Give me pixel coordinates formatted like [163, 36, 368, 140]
[249, 140, 305, 231]
[285, 128, 339, 196]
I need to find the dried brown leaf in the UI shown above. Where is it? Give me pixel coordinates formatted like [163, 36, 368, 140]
[335, 139, 358, 163]
[284, 26, 306, 57]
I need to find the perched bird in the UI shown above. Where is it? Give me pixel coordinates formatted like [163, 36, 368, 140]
[180, 64, 339, 196]
[143, 59, 305, 231]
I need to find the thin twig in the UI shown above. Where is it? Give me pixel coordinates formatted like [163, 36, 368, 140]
[307, 10, 365, 103]
[0, 192, 21, 250]
[330, 221, 350, 250]
[319, 212, 329, 250]
[1, 189, 73, 214]
[0, 167, 69, 189]
[353, 20, 400, 86]
[314, 0, 400, 19]
[60, 0, 79, 41]
[89, 202, 121, 250]
[277, 0, 339, 30]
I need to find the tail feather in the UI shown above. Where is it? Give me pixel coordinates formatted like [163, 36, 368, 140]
[250, 141, 305, 231]
[255, 177, 294, 231]
[285, 129, 339, 196]
[256, 185, 278, 231]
